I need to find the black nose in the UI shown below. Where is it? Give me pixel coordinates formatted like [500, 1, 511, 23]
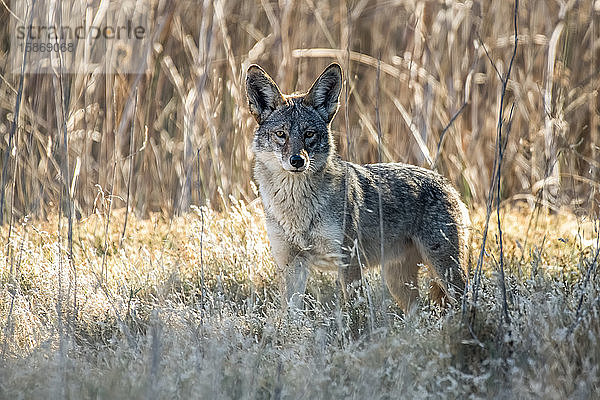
[289, 155, 305, 169]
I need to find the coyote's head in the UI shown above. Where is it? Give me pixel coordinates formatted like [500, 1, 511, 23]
[246, 63, 342, 173]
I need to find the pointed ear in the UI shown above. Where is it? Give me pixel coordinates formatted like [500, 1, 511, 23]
[303, 63, 342, 123]
[246, 65, 286, 124]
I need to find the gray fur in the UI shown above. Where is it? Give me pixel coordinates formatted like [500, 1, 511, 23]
[246, 63, 470, 312]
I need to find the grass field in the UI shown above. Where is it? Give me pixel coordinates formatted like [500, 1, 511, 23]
[0, 0, 599, 398]
[1, 202, 599, 399]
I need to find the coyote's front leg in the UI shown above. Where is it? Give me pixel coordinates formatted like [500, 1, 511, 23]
[265, 219, 309, 310]
[277, 255, 310, 311]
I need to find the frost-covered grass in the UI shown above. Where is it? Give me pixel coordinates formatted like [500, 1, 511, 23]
[1, 201, 599, 399]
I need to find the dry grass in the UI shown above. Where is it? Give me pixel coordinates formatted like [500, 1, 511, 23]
[0, 0, 598, 218]
[1, 202, 599, 398]
[1, 0, 599, 398]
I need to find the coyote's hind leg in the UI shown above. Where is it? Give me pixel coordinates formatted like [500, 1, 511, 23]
[384, 244, 422, 313]
[419, 244, 466, 306]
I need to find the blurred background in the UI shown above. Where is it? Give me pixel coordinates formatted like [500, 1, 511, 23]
[0, 0, 598, 220]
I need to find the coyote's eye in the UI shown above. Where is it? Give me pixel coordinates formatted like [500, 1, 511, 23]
[305, 130, 315, 138]
[274, 130, 286, 138]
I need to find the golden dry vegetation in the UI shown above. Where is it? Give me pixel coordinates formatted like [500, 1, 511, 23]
[0, 0, 599, 398]
[0, 0, 598, 217]
[1, 202, 599, 398]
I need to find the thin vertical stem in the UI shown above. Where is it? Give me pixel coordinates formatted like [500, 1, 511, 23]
[471, 0, 518, 326]
[200, 207, 206, 312]
[121, 89, 138, 246]
[375, 57, 387, 324]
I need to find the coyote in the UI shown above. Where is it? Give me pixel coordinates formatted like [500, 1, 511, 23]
[246, 63, 470, 313]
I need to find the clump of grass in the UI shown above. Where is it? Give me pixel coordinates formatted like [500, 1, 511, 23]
[1, 202, 599, 398]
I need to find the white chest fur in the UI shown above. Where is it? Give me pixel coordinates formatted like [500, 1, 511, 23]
[260, 171, 320, 245]
[255, 160, 343, 253]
